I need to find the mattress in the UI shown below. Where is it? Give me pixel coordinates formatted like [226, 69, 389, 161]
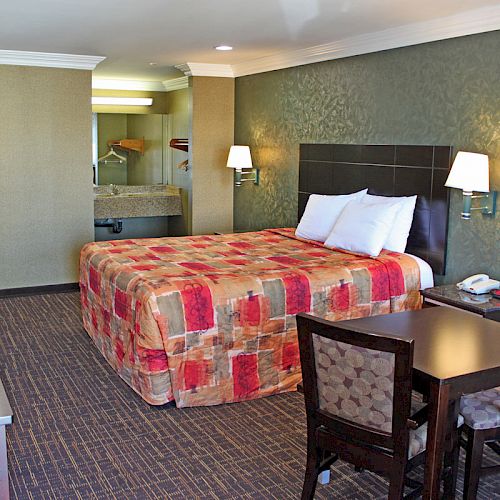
[80, 228, 423, 408]
[405, 254, 434, 290]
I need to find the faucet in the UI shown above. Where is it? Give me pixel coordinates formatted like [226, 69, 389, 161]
[109, 184, 119, 195]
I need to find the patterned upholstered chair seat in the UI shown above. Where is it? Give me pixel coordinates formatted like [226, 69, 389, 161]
[459, 387, 500, 498]
[409, 399, 464, 459]
[460, 387, 500, 430]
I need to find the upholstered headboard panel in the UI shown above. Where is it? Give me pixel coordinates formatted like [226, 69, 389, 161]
[298, 144, 452, 274]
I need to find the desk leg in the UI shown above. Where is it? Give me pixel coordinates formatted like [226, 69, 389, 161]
[423, 382, 450, 500]
[0, 426, 9, 500]
[443, 398, 461, 499]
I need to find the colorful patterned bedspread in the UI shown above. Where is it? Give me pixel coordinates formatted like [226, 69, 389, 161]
[80, 228, 422, 408]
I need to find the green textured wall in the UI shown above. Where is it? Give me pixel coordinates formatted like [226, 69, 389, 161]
[234, 31, 500, 284]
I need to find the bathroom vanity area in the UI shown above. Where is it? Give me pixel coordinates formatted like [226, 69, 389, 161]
[94, 184, 182, 238]
[93, 111, 188, 241]
[94, 184, 182, 219]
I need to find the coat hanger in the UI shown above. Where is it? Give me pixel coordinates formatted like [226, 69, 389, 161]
[98, 146, 127, 164]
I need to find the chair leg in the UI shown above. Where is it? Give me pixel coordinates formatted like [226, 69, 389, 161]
[301, 448, 321, 500]
[463, 427, 485, 500]
[301, 430, 322, 500]
[388, 467, 406, 500]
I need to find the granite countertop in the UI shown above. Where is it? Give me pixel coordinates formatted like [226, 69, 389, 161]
[422, 283, 500, 314]
[94, 184, 182, 219]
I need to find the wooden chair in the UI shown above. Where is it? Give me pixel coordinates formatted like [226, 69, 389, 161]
[460, 387, 500, 499]
[296, 313, 430, 499]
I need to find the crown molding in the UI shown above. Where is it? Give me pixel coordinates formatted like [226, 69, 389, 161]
[175, 63, 191, 75]
[0, 49, 105, 70]
[232, 5, 500, 77]
[162, 76, 189, 91]
[92, 78, 166, 91]
[175, 62, 234, 77]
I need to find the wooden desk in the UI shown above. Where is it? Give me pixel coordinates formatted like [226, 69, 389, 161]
[338, 307, 500, 500]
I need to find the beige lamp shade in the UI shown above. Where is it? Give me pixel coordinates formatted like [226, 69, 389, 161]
[445, 151, 489, 193]
[227, 145, 253, 170]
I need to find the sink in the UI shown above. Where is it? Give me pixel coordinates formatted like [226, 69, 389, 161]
[93, 185, 182, 218]
[96, 192, 171, 198]
[95, 193, 116, 198]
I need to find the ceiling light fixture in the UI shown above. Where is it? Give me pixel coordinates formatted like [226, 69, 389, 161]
[215, 45, 233, 51]
[92, 97, 153, 106]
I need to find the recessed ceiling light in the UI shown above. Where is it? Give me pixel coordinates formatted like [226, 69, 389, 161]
[149, 62, 158, 66]
[215, 45, 233, 51]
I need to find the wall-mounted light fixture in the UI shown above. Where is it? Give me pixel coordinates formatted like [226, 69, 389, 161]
[91, 97, 153, 106]
[227, 145, 260, 186]
[445, 151, 497, 219]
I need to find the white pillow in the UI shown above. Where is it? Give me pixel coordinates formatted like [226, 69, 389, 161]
[296, 189, 368, 242]
[360, 194, 417, 253]
[324, 200, 400, 257]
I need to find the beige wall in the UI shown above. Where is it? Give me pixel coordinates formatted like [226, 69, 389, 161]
[190, 77, 234, 234]
[0, 65, 94, 289]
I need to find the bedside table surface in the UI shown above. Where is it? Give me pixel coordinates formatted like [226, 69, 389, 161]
[422, 284, 500, 315]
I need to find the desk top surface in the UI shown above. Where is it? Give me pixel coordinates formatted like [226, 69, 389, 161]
[337, 307, 500, 383]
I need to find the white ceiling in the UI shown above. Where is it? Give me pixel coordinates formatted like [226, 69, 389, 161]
[1, 0, 499, 82]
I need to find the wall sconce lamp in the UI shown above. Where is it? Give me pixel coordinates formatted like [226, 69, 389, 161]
[227, 145, 260, 186]
[445, 151, 497, 220]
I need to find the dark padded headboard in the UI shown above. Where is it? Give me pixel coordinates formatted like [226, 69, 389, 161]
[298, 144, 452, 275]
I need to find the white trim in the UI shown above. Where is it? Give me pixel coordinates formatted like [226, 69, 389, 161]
[232, 5, 500, 77]
[175, 62, 234, 78]
[175, 63, 191, 75]
[162, 76, 189, 91]
[91, 96, 153, 106]
[0, 49, 105, 70]
[92, 78, 166, 91]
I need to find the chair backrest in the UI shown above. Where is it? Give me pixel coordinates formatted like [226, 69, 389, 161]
[297, 313, 414, 452]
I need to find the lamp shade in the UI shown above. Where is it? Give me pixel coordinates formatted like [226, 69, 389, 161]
[227, 145, 253, 170]
[445, 151, 489, 193]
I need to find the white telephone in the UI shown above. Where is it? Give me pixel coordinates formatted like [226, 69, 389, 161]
[457, 274, 500, 295]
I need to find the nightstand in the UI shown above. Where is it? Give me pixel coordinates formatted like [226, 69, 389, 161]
[421, 284, 500, 322]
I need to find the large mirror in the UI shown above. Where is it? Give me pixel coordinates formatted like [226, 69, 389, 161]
[92, 113, 170, 186]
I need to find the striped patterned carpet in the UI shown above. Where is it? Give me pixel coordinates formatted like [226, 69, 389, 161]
[0, 292, 498, 499]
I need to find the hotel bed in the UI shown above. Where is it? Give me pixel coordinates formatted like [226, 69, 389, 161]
[80, 144, 451, 408]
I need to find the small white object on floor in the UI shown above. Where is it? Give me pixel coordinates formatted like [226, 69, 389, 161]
[318, 470, 331, 485]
